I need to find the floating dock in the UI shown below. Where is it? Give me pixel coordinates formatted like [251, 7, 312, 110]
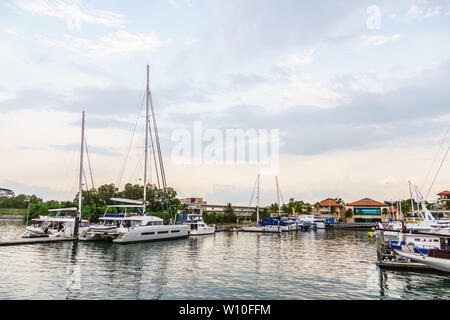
[0, 237, 77, 246]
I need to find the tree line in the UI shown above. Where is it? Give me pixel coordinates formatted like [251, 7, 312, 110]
[0, 183, 183, 222]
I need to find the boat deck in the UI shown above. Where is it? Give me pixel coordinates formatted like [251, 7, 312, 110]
[0, 237, 77, 246]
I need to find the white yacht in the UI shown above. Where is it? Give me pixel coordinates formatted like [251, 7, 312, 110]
[110, 215, 188, 243]
[175, 204, 215, 236]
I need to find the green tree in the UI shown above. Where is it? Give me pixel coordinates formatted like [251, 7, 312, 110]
[269, 203, 279, 215]
[223, 203, 237, 223]
[345, 208, 353, 221]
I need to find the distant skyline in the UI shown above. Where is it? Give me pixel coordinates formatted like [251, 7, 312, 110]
[0, 0, 449, 206]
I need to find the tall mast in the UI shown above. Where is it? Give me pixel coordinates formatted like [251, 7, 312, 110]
[256, 174, 260, 223]
[143, 65, 150, 213]
[74, 111, 85, 237]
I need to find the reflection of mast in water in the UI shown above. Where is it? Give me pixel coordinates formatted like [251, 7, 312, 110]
[255, 234, 261, 288]
[149, 248, 169, 300]
[65, 241, 80, 299]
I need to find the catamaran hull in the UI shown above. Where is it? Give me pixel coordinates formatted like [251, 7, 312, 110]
[113, 225, 189, 243]
[189, 227, 215, 236]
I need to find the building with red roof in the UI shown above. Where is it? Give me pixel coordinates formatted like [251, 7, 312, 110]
[313, 198, 346, 222]
[437, 191, 450, 207]
[346, 198, 389, 223]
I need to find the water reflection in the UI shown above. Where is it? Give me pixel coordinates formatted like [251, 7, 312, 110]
[0, 223, 449, 299]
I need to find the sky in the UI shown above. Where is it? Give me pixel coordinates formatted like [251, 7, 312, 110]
[0, 0, 449, 206]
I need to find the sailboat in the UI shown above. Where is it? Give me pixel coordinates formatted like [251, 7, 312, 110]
[241, 175, 290, 233]
[79, 65, 188, 243]
[22, 112, 89, 239]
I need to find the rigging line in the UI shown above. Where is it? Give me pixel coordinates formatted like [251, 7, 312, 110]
[130, 152, 145, 185]
[84, 134, 95, 190]
[149, 88, 170, 212]
[116, 88, 146, 191]
[248, 174, 258, 207]
[148, 117, 161, 189]
[149, 90, 167, 189]
[421, 123, 450, 193]
[425, 145, 450, 200]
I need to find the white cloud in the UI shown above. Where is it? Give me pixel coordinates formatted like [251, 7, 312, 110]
[408, 4, 423, 19]
[377, 175, 398, 185]
[277, 49, 315, 68]
[3, 27, 23, 38]
[36, 30, 170, 58]
[408, 4, 441, 19]
[360, 34, 401, 46]
[168, 0, 193, 8]
[16, 0, 126, 28]
[424, 6, 441, 18]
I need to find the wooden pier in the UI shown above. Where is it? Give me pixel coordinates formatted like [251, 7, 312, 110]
[0, 237, 77, 246]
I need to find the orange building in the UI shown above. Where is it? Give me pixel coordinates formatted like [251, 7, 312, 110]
[314, 198, 345, 221]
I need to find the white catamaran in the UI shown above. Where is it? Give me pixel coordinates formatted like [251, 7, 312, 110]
[79, 65, 188, 243]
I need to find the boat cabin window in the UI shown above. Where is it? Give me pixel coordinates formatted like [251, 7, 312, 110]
[130, 220, 141, 227]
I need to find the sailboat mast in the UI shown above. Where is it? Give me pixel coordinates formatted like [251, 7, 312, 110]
[143, 65, 150, 213]
[256, 174, 260, 223]
[74, 111, 85, 237]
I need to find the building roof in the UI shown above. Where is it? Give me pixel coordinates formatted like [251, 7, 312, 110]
[437, 190, 450, 196]
[319, 198, 343, 207]
[347, 198, 387, 207]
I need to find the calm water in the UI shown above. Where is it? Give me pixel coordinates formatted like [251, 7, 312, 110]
[0, 220, 449, 300]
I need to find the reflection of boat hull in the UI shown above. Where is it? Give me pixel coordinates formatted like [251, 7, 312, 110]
[188, 225, 215, 236]
[240, 225, 282, 233]
[113, 225, 189, 243]
[395, 250, 450, 273]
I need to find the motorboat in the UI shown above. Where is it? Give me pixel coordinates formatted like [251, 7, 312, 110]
[175, 204, 215, 236]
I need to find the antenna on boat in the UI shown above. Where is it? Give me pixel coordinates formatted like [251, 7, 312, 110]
[74, 111, 85, 237]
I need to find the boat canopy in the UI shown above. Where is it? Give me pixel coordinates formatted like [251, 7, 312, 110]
[100, 215, 163, 222]
[110, 197, 144, 205]
[48, 207, 78, 212]
[106, 205, 145, 208]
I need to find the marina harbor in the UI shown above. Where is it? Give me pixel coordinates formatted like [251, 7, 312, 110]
[1, 1, 449, 304]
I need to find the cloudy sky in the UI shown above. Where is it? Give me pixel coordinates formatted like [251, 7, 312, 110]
[0, 0, 449, 206]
